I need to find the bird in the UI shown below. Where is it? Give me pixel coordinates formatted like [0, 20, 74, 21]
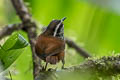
[35, 17, 66, 70]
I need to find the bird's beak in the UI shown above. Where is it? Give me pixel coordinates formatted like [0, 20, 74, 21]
[61, 17, 66, 22]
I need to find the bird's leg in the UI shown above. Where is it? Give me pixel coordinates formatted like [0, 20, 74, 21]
[42, 56, 51, 71]
[61, 59, 65, 69]
[42, 62, 48, 71]
[44, 62, 48, 71]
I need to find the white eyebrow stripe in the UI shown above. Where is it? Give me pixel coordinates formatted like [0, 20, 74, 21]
[53, 21, 62, 37]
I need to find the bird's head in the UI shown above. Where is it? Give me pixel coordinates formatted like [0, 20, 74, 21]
[43, 17, 66, 37]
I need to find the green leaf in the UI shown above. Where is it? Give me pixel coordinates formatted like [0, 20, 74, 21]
[2, 33, 29, 50]
[0, 32, 29, 72]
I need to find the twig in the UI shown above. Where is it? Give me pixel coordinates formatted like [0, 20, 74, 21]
[65, 38, 91, 58]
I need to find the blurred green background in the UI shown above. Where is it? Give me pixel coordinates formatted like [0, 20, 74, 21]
[0, 0, 120, 80]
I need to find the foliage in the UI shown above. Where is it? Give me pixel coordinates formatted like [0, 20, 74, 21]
[0, 32, 29, 72]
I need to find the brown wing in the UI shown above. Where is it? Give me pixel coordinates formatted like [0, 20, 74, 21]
[35, 35, 65, 61]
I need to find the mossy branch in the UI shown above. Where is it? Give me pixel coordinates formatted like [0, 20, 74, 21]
[67, 55, 120, 76]
[35, 55, 120, 80]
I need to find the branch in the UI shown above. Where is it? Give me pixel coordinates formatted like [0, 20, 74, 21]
[11, 0, 40, 78]
[65, 38, 91, 58]
[0, 24, 22, 40]
[35, 55, 120, 80]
